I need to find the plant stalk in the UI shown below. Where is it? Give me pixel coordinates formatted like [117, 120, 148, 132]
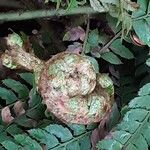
[99, 30, 122, 54]
[0, 6, 98, 22]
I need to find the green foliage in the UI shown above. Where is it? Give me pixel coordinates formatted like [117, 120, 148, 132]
[101, 52, 122, 65]
[0, 73, 34, 104]
[0, 87, 17, 104]
[132, 0, 150, 46]
[2, 79, 29, 99]
[84, 14, 134, 64]
[0, 72, 45, 128]
[0, 123, 94, 150]
[89, 0, 138, 36]
[97, 83, 150, 150]
[110, 39, 134, 59]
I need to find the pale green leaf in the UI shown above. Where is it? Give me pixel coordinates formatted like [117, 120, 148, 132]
[112, 131, 131, 144]
[86, 56, 99, 73]
[79, 134, 91, 150]
[138, 83, 150, 96]
[110, 39, 134, 59]
[132, 0, 148, 18]
[124, 109, 148, 122]
[97, 139, 122, 150]
[67, 124, 86, 136]
[125, 143, 137, 150]
[1, 141, 21, 150]
[129, 95, 150, 109]
[28, 129, 59, 149]
[101, 52, 122, 64]
[0, 87, 17, 104]
[141, 122, 150, 145]
[146, 17, 150, 25]
[131, 134, 148, 150]
[14, 134, 42, 150]
[66, 0, 78, 11]
[45, 125, 73, 142]
[88, 29, 99, 47]
[148, 1, 150, 13]
[66, 140, 80, 150]
[117, 121, 140, 134]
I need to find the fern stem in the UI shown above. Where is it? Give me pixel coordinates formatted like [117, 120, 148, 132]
[51, 131, 91, 150]
[99, 30, 122, 54]
[133, 13, 150, 21]
[0, 6, 97, 22]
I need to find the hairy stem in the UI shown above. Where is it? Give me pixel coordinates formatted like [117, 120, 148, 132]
[1, 48, 44, 73]
[0, 6, 98, 22]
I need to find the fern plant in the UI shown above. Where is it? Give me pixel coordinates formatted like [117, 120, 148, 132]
[97, 83, 150, 150]
[0, 72, 47, 128]
[0, 121, 96, 150]
[0, 72, 98, 150]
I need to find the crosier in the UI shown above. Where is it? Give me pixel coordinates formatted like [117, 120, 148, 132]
[1, 33, 114, 124]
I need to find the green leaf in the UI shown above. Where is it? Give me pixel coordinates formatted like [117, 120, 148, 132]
[66, 140, 80, 150]
[18, 73, 34, 86]
[26, 104, 45, 120]
[7, 33, 23, 48]
[124, 109, 148, 122]
[79, 133, 91, 150]
[132, 0, 148, 18]
[28, 128, 59, 149]
[110, 39, 134, 59]
[101, 52, 122, 64]
[97, 139, 122, 150]
[66, 0, 78, 11]
[6, 124, 23, 136]
[28, 89, 42, 108]
[131, 134, 148, 150]
[14, 134, 42, 150]
[86, 56, 99, 73]
[88, 29, 99, 47]
[112, 131, 131, 144]
[133, 19, 150, 46]
[106, 14, 121, 34]
[146, 57, 150, 67]
[129, 95, 150, 110]
[2, 79, 29, 99]
[117, 120, 140, 134]
[45, 125, 73, 142]
[0, 87, 17, 104]
[67, 124, 86, 136]
[0, 132, 13, 143]
[1, 141, 21, 150]
[138, 83, 150, 96]
[97, 84, 150, 150]
[141, 122, 150, 145]
[148, 1, 150, 13]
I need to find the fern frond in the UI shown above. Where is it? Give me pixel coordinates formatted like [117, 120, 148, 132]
[97, 83, 150, 150]
[0, 123, 95, 150]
